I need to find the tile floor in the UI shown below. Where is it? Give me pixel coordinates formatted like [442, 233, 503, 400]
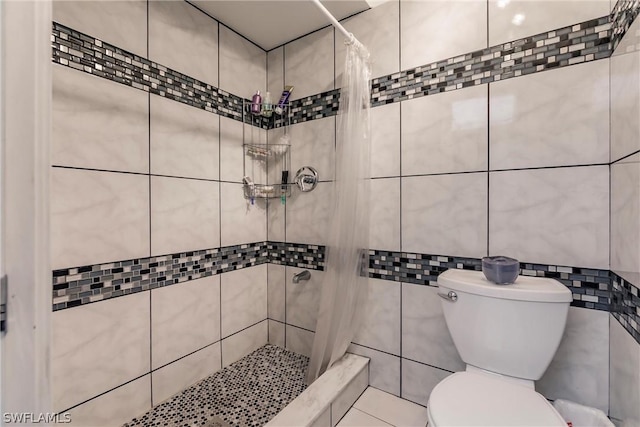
[337, 387, 429, 427]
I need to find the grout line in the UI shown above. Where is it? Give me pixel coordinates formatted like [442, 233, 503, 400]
[146, 0, 153, 407]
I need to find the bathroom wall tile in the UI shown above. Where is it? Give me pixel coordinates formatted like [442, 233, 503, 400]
[268, 264, 286, 322]
[337, 408, 391, 427]
[335, 0, 400, 83]
[348, 344, 400, 397]
[269, 320, 286, 348]
[285, 27, 335, 100]
[489, 166, 609, 268]
[268, 47, 284, 94]
[609, 315, 640, 423]
[220, 182, 267, 246]
[488, 0, 609, 46]
[611, 160, 640, 274]
[402, 85, 488, 175]
[67, 375, 150, 427]
[286, 267, 323, 331]
[611, 50, 640, 162]
[537, 307, 609, 412]
[490, 60, 609, 170]
[149, 0, 218, 86]
[402, 173, 488, 258]
[370, 103, 400, 178]
[52, 292, 150, 411]
[287, 182, 334, 246]
[353, 279, 400, 356]
[221, 320, 268, 367]
[353, 387, 429, 427]
[312, 408, 332, 427]
[369, 178, 400, 252]
[402, 283, 465, 373]
[151, 276, 221, 369]
[286, 324, 315, 358]
[150, 96, 219, 180]
[151, 176, 220, 256]
[220, 116, 244, 183]
[53, 0, 147, 57]
[400, 0, 487, 71]
[612, 11, 640, 56]
[401, 359, 451, 407]
[52, 66, 149, 174]
[219, 26, 266, 99]
[51, 168, 149, 269]
[152, 343, 222, 405]
[221, 265, 267, 338]
[331, 367, 369, 426]
[267, 197, 286, 242]
[289, 116, 336, 182]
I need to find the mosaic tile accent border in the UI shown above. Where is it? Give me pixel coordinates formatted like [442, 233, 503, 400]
[368, 250, 612, 312]
[267, 241, 326, 270]
[611, 0, 640, 51]
[611, 272, 640, 345]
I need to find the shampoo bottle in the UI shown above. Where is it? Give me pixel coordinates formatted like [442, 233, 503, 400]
[250, 90, 262, 115]
[262, 91, 273, 117]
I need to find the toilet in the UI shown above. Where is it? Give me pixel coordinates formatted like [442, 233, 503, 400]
[427, 269, 573, 427]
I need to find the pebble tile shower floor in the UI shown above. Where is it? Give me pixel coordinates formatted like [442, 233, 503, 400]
[124, 345, 309, 427]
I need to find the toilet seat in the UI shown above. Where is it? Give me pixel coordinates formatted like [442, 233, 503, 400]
[427, 372, 567, 427]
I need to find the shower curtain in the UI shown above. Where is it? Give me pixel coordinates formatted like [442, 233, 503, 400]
[307, 39, 372, 383]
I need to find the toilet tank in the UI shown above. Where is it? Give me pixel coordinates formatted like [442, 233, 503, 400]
[437, 269, 572, 381]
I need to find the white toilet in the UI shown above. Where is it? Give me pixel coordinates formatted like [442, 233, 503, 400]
[427, 269, 573, 427]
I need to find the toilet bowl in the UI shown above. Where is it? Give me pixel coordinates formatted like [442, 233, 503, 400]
[427, 269, 572, 427]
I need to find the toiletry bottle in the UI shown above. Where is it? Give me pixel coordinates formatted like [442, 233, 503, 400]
[262, 91, 273, 117]
[275, 86, 294, 115]
[251, 90, 262, 115]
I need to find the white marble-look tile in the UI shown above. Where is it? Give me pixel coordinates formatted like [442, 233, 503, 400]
[269, 320, 286, 348]
[402, 85, 488, 175]
[611, 160, 640, 274]
[489, 166, 609, 268]
[67, 375, 150, 427]
[52, 66, 148, 174]
[311, 408, 332, 427]
[613, 11, 640, 56]
[221, 320, 268, 367]
[287, 182, 334, 245]
[489, 0, 610, 47]
[152, 343, 221, 405]
[285, 27, 335, 100]
[51, 168, 149, 269]
[369, 179, 400, 252]
[219, 26, 266, 99]
[220, 116, 244, 183]
[537, 307, 610, 412]
[402, 283, 465, 373]
[401, 359, 452, 407]
[220, 182, 267, 246]
[348, 344, 400, 397]
[490, 60, 609, 170]
[149, 0, 218, 85]
[286, 267, 323, 331]
[331, 367, 369, 426]
[609, 316, 640, 424]
[151, 276, 221, 369]
[353, 279, 400, 356]
[151, 176, 220, 256]
[402, 173, 488, 258]
[289, 116, 336, 182]
[221, 265, 267, 337]
[268, 264, 286, 322]
[401, 0, 487, 71]
[286, 325, 315, 358]
[335, 0, 399, 84]
[268, 47, 284, 94]
[53, 0, 147, 57]
[370, 103, 400, 178]
[611, 50, 640, 162]
[150, 96, 219, 180]
[52, 293, 150, 412]
[337, 408, 391, 427]
[267, 197, 286, 242]
[354, 387, 429, 427]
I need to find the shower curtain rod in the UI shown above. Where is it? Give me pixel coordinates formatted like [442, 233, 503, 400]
[311, 0, 361, 46]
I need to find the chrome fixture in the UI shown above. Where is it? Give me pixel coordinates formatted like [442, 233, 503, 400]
[438, 290, 458, 302]
[292, 270, 311, 283]
[294, 166, 319, 192]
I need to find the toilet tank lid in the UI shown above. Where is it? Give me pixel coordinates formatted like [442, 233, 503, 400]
[438, 269, 572, 303]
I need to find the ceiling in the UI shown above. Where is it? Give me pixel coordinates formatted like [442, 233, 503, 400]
[191, 0, 372, 51]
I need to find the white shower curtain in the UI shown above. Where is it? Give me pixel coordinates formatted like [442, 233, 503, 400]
[307, 39, 372, 383]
